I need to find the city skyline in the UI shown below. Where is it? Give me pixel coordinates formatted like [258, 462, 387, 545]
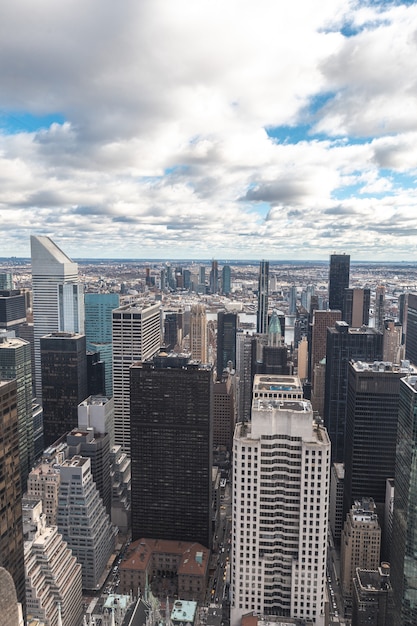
[1, 1, 417, 261]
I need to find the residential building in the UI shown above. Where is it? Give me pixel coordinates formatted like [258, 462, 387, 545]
[216, 311, 237, 379]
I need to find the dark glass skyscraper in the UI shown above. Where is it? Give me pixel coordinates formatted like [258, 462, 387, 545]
[344, 360, 406, 527]
[391, 374, 417, 625]
[41, 332, 88, 447]
[328, 253, 350, 311]
[405, 293, 417, 366]
[324, 322, 383, 462]
[130, 353, 213, 549]
[257, 260, 269, 334]
[216, 311, 237, 380]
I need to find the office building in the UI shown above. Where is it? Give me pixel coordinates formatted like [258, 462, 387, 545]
[31, 235, 83, 401]
[344, 360, 409, 526]
[328, 253, 350, 311]
[210, 260, 219, 294]
[310, 309, 342, 387]
[86, 350, 105, 395]
[213, 373, 235, 450]
[27, 459, 61, 528]
[383, 320, 404, 363]
[85, 292, 119, 396]
[391, 374, 417, 625]
[109, 445, 131, 534]
[329, 462, 345, 545]
[0, 379, 26, 615]
[57, 456, 116, 592]
[405, 293, 417, 366]
[340, 499, 381, 600]
[217, 311, 237, 379]
[163, 310, 183, 351]
[231, 375, 330, 626]
[112, 301, 161, 454]
[0, 289, 26, 332]
[23, 498, 83, 626]
[190, 303, 207, 362]
[0, 272, 13, 290]
[40, 332, 88, 447]
[288, 284, 297, 315]
[375, 286, 386, 332]
[66, 427, 112, 515]
[343, 288, 370, 327]
[257, 260, 269, 334]
[130, 353, 213, 549]
[351, 564, 392, 626]
[0, 335, 33, 491]
[236, 331, 253, 423]
[324, 322, 383, 462]
[78, 394, 114, 449]
[222, 264, 231, 295]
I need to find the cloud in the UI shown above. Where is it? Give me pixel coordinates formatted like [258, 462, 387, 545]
[0, 0, 416, 260]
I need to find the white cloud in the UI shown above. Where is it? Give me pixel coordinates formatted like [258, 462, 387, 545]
[0, 0, 416, 260]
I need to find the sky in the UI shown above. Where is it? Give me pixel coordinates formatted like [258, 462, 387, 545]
[1, 0, 417, 261]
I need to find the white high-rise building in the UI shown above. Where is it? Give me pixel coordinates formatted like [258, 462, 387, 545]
[231, 375, 330, 626]
[112, 301, 161, 454]
[31, 236, 84, 401]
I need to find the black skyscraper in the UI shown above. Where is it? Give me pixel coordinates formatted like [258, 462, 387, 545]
[130, 353, 213, 549]
[41, 332, 88, 447]
[324, 322, 383, 462]
[344, 360, 405, 531]
[257, 260, 269, 334]
[329, 253, 350, 311]
[405, 293, 417, 366]
[217, 311, 237, 380]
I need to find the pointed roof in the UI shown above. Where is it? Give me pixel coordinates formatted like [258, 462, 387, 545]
[30, 235, 74, 265]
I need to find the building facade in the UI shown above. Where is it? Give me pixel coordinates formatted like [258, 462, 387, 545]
[231, 375, 330, 626]
[31, 236, 82, 401]
[216, 311, 237, 379]
[40, 332, 88, 447]
[112, 301, 161, 454]
[328, 253, 350, 311]
[130, 353, 213, 549]
[257, 260, 269, 334]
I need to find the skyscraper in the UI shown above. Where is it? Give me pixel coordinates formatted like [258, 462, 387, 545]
[130, 353, 213, 548]
[216, 311, 237, 379]
[310, 309, 342, 387]
[343, 288, 370, 327]
[231, 375, 330, 626]
[328, 253, 350, 311]
[344, 360, 408, 525]
[0, 289, 27, 332]
[0, 379, 26, 616]
[324, 322, 383, 462]
[391, 373, 417, 625]
[190, 303, 207, 362]
[375, 286, 386, 332]
[0, 335, 34, 491]
[222, 264, 231, 295]
[257, 260, 269, 334]
[84, 292, 119, 396]
[210, 259, 219, 294]
[40, 332, 88, 447]
[31, 235, 83, 401]
[405, 293, 417, 366]
[112, 301, 161, 454]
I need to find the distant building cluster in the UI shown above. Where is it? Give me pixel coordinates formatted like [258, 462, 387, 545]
[2, 240, 417, 625]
